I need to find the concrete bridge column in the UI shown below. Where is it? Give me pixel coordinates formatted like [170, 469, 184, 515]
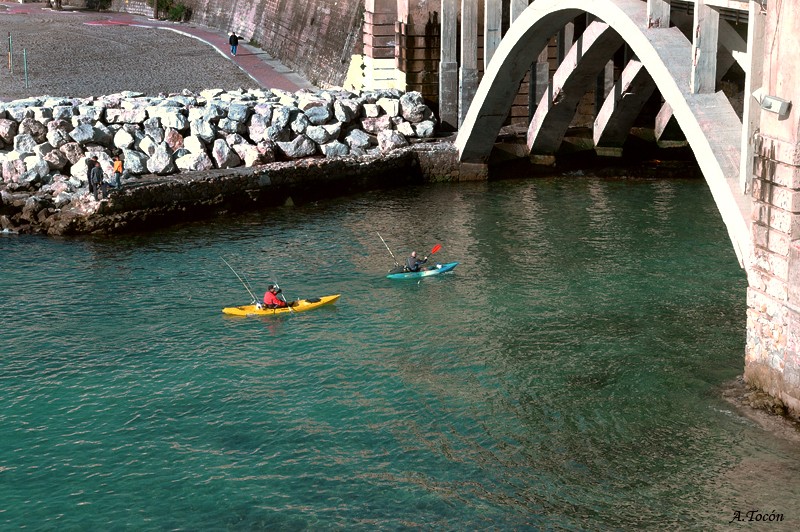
[747, 0, 800, 417]
[690, 0, 719, 94]
[439, 0, 459, 131]
[740, 2, 765, 194]
[458, 0, 479, 127]
[484, 0, 502, 68]
[646, 0, 670, 28]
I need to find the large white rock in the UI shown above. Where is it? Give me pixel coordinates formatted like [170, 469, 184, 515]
[176, 151, 214, 172]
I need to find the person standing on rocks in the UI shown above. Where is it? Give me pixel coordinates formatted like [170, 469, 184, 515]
[229, 32, 239, 56]
[90, 161, 105, 200]
[112, 155, 123, 189]
[86, 156, 99, 197]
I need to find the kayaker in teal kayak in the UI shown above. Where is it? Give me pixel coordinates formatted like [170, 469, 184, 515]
[406, 251, 428, 272]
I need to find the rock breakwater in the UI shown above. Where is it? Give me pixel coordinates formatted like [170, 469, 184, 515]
[0, 87, 458, 236]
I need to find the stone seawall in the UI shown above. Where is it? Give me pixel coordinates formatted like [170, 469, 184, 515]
[110, 0, 364, 88]
[1, 141, 472, 236]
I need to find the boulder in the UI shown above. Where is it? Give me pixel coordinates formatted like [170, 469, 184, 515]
[190, 118, 216, 143]
[345, 128, 372, 149]
[160, 112, 188, 131]
[414, 120, 436, 138]
[176, 152, 214, 172]
[218, 117, 245, 135]
[211, 139, 241, 168]
[320, 140, 349, 158]
[52, 105, 78, 121]
[227, 103, 252, 123]
[23, 155, 50, 179]
[248, 113, 270, 142]
[232, 143, 266, 167]
[395, 120, 416, 138]
[277, 135, 317, 158]
[122, 148, 148, 175]
[377, 130, 409, 153]
[377, 97, 400, 117]
[305, 104, 332, 125]
[113, 128, 135, 149]
[0, 119, 19, 144]
[146, 143, 177, 175]
[19, 118, 48, 143]
[143, 117, 165, 144]
[59, 142, 85, 165]
[400, 91, 433, 123]
[1, 159, 25, 183]
[290, 113, 310, 135]
[183, 135, 206, 155]
[13, 133, 38, 156]
[43, 149, 69, 171]
[69, 124, 103, 144]
[360, 115, 393, 135]
[164, 128, 184, 151]
[266, 124, 293, 142]
[47, 128, 72, 148]
[334, 99, 359, 123]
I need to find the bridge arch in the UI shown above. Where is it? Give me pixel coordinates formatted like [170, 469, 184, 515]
[454, 0, 751, 266]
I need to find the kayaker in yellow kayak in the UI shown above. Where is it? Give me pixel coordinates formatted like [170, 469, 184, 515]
[263, 285, 288, 308]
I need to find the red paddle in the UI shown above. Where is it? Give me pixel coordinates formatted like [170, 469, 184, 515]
[430, 244, 442, 255]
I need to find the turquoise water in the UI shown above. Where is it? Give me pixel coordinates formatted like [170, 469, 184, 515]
[3, 177, 800, 530]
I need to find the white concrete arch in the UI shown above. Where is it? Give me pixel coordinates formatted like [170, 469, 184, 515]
[454, 0, 751, 267]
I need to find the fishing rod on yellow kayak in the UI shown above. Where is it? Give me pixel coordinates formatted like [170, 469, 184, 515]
[221, 257, 259, 305]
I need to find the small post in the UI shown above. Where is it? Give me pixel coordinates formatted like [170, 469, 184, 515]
[23, 48, 28, 89]
[8, 32, 12, 72]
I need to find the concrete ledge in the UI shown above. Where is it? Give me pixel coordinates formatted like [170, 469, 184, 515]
[2, 142, 474, 236]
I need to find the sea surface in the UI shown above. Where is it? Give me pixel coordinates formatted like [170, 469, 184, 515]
[2, 176, 800, 530]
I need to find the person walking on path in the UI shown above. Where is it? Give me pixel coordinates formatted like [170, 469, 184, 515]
[229, 32, 239, 56]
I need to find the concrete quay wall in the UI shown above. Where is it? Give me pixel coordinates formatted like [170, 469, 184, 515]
[39, 142, 474, 236]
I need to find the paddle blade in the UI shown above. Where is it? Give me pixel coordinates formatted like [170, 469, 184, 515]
[430, 244, 442, 255]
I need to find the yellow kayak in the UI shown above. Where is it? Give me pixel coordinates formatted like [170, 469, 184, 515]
[222, 294, 340, 316]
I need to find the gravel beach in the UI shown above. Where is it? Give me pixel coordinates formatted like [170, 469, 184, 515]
[0, 4, 259, 101]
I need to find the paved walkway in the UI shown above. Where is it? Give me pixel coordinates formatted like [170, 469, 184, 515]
[2, 2, 315, 93]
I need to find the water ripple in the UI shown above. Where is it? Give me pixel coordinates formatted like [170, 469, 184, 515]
[3, 178, 798, 529]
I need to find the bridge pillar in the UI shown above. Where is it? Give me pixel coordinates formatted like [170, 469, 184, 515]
[646, 0, 671, 28]
[439, 0, 459, 132]
[458, 0, 479, 127]
[690, 0, 719, 94]
[746, 1, 800, 417]
[484, 0, 502, 68]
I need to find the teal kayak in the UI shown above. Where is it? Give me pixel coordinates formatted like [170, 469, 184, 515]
[386, 262, 459, 280]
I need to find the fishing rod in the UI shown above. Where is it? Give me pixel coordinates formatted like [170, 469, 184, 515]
[222, 257, 258, 304]
[376, 231, 400, 267]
